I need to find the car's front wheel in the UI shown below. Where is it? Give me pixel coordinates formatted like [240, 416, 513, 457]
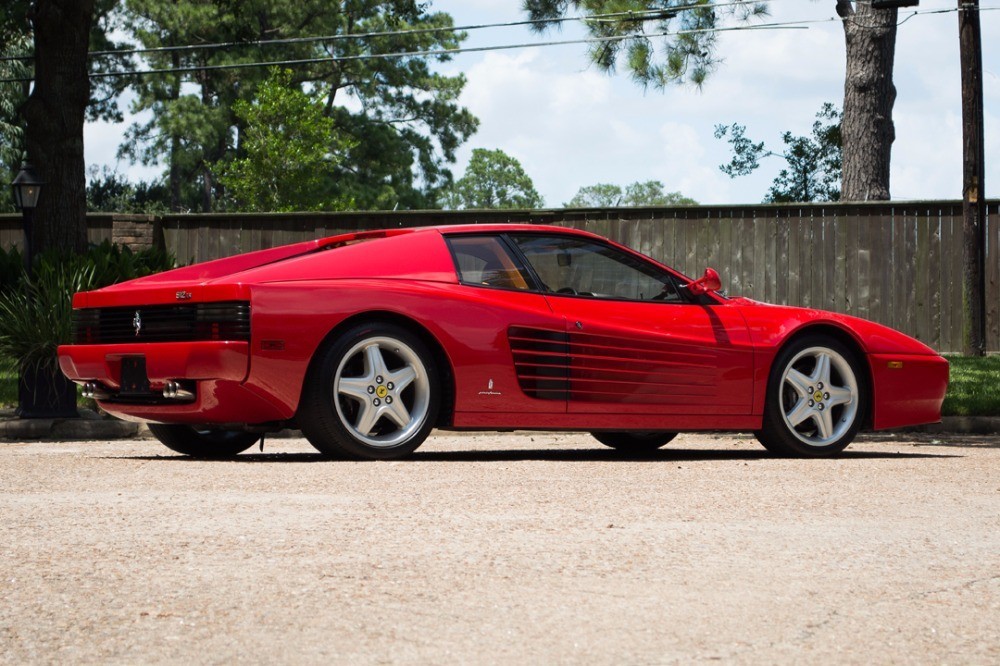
[147, 424, 261, 458]
[299, 322, 440, 460]
[591, 431, 677, 453]
[755, 335, 867, 457]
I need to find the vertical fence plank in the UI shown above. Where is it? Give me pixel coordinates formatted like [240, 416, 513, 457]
[786, 210, 800, 306]
[880, 208, 894, 329]
[928, 209, 942, 349]
[893, 209, 909, 339]
[904, 211, 920, 341]
[727, 210, 741, 296]
[802, 208, 814, 309]
[774, 209, 789, 306]
[914, 211, 931, 344]
[832, 208, 847, 313]
[987, 203, 1000, 352]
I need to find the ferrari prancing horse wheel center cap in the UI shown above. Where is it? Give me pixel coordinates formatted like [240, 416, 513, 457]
[375, 385, 388, 398]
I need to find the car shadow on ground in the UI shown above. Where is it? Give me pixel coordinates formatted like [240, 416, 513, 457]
[115, 447, 959, 464]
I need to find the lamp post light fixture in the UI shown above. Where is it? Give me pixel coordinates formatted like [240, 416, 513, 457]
[10, 162, 44, 272]
[8, 163, 74, 418]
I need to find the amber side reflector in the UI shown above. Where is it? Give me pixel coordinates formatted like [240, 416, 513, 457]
[262, 340, 285, 351]
[887, 361, 904, 369]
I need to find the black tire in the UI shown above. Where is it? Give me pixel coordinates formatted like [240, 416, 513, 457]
[591, 431, 677, 453]
[147, 423, 260, 458]
[756, 335, 868, 457]
[298, 322, 440, 460]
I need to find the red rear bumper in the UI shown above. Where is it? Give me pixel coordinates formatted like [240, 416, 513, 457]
[58, 341, 287, 425]
[59, 341, 250, 388]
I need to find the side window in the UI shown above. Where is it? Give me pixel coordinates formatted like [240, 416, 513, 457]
[447, 236, 531, 291]
[510, 235, 682, 302]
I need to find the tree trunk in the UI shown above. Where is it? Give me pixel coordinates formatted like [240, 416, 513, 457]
[959, 0, 986, 355]
[21, 0, 94, 255]
[837, 1, 897, 201]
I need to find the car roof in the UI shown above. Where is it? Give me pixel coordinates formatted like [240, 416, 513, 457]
[314, 223, 602, 249]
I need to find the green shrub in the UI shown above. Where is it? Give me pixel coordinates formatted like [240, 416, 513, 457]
[0, 241, 175, 293]
[0, 259, 96, 376]
[0, 242, 177, 378]
[0, 245, 24, 293]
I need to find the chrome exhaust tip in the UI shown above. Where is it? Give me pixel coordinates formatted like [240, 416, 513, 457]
[81, 382, 112, 400]
[163, 381, 195, 401]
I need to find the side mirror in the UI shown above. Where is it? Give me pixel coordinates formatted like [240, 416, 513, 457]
[686, 267, 722, 296]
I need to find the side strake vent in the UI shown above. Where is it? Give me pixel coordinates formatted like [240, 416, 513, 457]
[508, 326, 570, 400]
[72, 301, 251, 344]
[509, 326, 718, 404]
[566, 331, 717, 403]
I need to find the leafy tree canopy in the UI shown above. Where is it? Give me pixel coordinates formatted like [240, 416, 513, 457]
[120, 0, 478, 212]
[443, 148, 544, 210]
[523, 0, 768, 87]
[85, 166, 167, 214]
[715, 103, 842, 203]
[565, 180, 696, 207]
[215, 69, 354, 213]
[0, 33, 31, 212]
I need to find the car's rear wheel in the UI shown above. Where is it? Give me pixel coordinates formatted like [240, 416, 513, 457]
[591, 431, 677, 453]
[299, 322, 440, 460]
[147, 423, 260, 458]
[755, 335, 867, 457]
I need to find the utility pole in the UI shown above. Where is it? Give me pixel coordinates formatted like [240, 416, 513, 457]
[959, 0, 986, 356]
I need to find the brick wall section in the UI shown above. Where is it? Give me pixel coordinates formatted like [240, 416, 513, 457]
[110, 214, 163, 252]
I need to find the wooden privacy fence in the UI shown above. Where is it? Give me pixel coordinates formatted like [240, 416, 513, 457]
[1, 201, 997, 353]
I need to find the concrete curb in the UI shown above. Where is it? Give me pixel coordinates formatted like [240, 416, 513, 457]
[0, 409, 148, 441]
[0, 412, 141, 441]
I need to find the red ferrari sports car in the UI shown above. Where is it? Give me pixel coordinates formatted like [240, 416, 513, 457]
[58, 224, 947, 459]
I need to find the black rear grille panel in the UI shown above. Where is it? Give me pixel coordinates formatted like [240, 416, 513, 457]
[72, 301, 250, 344]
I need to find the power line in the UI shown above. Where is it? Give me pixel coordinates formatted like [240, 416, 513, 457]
[1, 2, 995, 83]
[0, 20, 811, 84]
[0, 1, 766, 64]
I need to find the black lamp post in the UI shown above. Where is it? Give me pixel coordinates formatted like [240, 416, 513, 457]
[10, 163, 44, 273]
[9, 163, 73, 419]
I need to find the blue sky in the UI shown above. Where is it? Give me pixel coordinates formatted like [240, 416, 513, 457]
[83, 0, 999, 207]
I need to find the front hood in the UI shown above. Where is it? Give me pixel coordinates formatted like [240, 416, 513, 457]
[731, 298, 940, 356]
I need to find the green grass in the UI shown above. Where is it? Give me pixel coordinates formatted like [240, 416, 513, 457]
[941, 355, 1000, 417]
[3, 358, 998, 417]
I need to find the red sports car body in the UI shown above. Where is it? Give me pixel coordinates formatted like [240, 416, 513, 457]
[58, 224, 948, 459]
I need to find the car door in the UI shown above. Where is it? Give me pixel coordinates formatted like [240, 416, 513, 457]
[444, 234, 568, 415]
[508, 233, 754, 416]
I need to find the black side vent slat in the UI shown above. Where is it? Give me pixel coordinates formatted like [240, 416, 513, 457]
[508, 326, 570, 401]
[72, 301, 251, 344]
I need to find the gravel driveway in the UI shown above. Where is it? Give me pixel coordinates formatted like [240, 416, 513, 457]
[2, 432, 999, 664]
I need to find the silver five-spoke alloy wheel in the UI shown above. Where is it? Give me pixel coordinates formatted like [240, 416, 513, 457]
[333, 336, 431, 448]
[778, 346, 859, 447]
